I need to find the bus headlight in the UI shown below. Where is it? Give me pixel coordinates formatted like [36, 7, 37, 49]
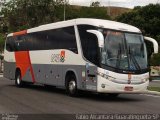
[141, 78, 149, 83]
[97, 72, 116, 81]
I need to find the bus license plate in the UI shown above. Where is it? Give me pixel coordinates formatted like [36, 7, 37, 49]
[124, 86, 133, 91]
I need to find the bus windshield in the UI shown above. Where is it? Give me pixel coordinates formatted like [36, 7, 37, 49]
[101, 30, 148, 72]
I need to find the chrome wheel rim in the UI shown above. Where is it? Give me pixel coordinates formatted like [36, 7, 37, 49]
[69, 80, 76, 93]
[17, 76, 20, 85]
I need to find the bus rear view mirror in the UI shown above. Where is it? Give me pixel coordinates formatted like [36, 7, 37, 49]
[87, 30, 104, 48]
[144, 36, 158, 54]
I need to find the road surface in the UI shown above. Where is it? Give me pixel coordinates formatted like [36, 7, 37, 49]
[150, 80, 160, 87]
[0, 77, 159, 119]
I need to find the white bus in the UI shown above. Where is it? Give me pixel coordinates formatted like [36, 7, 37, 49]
[4, 18, 158, 96]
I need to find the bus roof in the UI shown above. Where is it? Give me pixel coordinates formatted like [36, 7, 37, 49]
[8, 18, 141, 37]
[76, 18, 141, 33]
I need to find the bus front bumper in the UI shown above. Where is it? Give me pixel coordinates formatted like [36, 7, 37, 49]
[97, 76, 149, 94]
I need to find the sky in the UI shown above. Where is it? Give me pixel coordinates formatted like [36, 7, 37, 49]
[69, 0, 160, 8]
[0, 0, 159, 9]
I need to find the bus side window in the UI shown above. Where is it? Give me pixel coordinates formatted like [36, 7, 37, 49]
[6, 43, 13, 51]
[6, 37, 14, 52]
[6, 26, 78, 53]
[62, 27, 78, 53]
[45, 26, 78, 53]
[78, 25, 99, 66]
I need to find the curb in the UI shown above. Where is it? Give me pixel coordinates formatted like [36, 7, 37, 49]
[147, 90, 160, 96]
[151, 80, 160, 82]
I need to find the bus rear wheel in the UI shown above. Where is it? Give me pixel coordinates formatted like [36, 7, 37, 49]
[66, 74, 78, 97]
[15, 71, 24, 87]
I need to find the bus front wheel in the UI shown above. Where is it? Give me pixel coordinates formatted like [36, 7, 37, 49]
[66, 74, 78, 97]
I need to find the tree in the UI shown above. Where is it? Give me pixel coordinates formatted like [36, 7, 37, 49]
[0, 0, 110, 31]
[0, 0, 110, 51]
[0, 0, 6, 8]
[79, 6, 110, 19]
[0, 0, 58, 31]
[90, 1, 100, 7]
[0, 33, 5, 52]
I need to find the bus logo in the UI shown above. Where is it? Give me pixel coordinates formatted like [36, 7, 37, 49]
[60, 51, 65, 62]
[51, 51, 65, 63]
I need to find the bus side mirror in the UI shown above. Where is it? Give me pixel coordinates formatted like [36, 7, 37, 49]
[144, 36, 158, 54]
[87, 30, 104, 48]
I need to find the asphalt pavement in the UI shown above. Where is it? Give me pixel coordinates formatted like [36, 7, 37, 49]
[149, 80, 160, 87]
[0, 77, 160, 120]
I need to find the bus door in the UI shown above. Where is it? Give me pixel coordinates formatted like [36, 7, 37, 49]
[85, 63, 97, 91]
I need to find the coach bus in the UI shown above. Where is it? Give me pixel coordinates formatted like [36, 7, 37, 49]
[3, 18, 158, 96]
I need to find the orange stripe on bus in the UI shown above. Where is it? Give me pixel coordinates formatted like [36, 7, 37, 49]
[15, 51, 35, 83]
[13, 30, 27, 36]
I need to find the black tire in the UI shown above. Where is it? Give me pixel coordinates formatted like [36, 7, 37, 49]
[15, 71, 24, 87]
[66, 74, 78, 97]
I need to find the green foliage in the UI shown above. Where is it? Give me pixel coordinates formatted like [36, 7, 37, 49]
[76, 6, 109, 19]
[0, 34, 5, 52]
[150, 53, 160, 66]
[0, 0, 110, 52]
[1, 0, 57, 31]
[148, 87, 160, 92]
[0, 0, 110, 32]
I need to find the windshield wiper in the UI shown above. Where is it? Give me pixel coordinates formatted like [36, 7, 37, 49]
[128, 46, 141, 70]
[116, 43, 122, 69]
